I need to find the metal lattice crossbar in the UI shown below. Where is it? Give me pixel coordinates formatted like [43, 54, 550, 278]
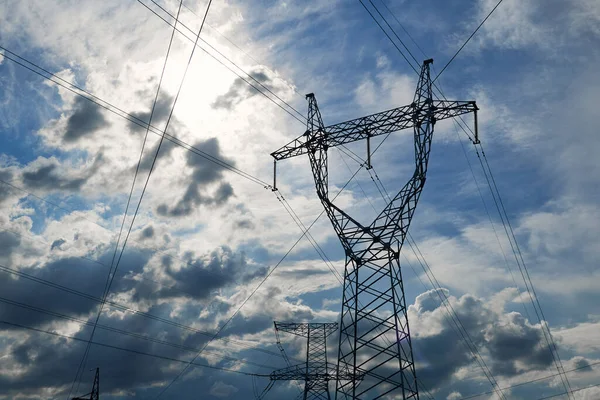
[271, 59, 478, 399]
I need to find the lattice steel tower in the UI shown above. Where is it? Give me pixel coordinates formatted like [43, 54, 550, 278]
[72, 367, 99, 400]
[270, 322, 339, 400]
[271, 59, 478, 399]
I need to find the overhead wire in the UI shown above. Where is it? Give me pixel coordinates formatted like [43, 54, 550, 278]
[474, 142, 574, 397]
[0, 296, 276, 371]
[180, 1, 302, 97]
[0, 320, 271, 378]
[68, 3, 186, 396]
[89, 1, 216, 397]
[137, 0, 306, 124]
[448, 121, 532, 321]
[0, 262, 299, 363]
[0, 178, 276, 303]
[456, 359, 600, 400]
[0, 45, 270, 188]
[432, 0, 505, 84]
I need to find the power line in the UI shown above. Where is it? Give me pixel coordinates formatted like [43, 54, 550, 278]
[0, 262, 298, 363]
[474, 143, 574, 398]
[432, 0, 505, 83]
[357, 0, 419, 75]
[457, 360, 600, 400]
[69, 3, 186, 396]
[0, 296, 277, 371]
[84, 1, 214, 397]
[0, 178, 273, 301]
[0, 45, 270, 188]
[536, 383, 600, 400]
[180, 1, 302, 98]
[137, 0, 307, 125]
[0, 320, 270, 378]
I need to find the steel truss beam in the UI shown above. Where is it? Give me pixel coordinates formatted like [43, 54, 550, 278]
[271, 59, 478, 399]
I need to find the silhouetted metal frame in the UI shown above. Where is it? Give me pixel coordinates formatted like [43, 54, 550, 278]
[271, 60, 477, 399]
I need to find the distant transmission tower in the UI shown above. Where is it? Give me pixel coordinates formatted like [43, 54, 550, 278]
[271, 59, 478, 399]
[270, 322, 344, 399]
[72, 367, 99, 400]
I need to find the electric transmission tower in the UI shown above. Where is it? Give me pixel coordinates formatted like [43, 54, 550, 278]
[271, 59, 478, 399]
[270, 322, 348, 399]
[72, 367, 99, 400]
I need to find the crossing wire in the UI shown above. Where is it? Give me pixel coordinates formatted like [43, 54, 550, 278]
[0, 296, 277, 371]
[180, 1, 302, 98]
[137, 0, 307, 124]
[0, 178, 296, 308]
[68, 3, 186, 396]
[0, 45, 270, 188]
[0, 320, 271, 378]
[152, 160, 366, 399]
[0, 262, 300, 363]
[456, 359, 600, 400]
[432, 0, 505, 84]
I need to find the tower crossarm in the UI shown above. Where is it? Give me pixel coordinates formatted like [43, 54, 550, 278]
[275, 322, 338, 338]
[271, 100, 477, 161]
[270, 363, 363, 381]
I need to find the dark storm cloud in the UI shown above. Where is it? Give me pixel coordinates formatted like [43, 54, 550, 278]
[156, 138, 235, 217]
[129, 94, 174, 132]
[64, 96, 110, 142]
[0, 231, 20, 257]
[20, 155, 103, 192]
[212, 68, 277, 110]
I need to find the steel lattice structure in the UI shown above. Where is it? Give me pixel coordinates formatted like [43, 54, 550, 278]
[270, 322, 343, 399]
[271, 59, 478, 399]
[72, 368, 99, 400]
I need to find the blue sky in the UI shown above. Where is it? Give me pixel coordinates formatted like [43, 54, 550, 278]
[1, 0, 599, 399]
